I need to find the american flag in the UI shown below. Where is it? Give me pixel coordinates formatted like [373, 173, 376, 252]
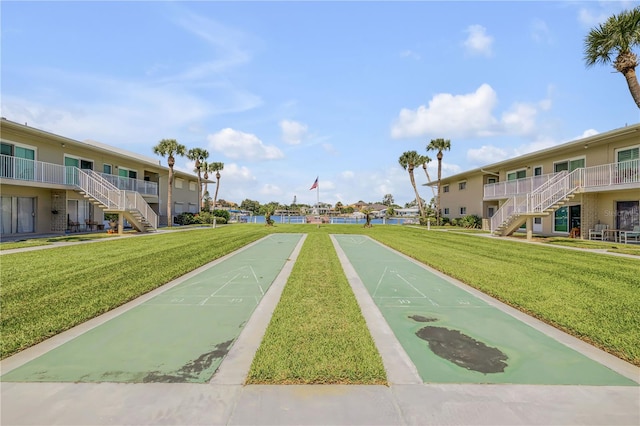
[309, 177, 318, 190]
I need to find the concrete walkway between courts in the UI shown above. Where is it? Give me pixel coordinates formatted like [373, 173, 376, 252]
[1, 234, 639, 425]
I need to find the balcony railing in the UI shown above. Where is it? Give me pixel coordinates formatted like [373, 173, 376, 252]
[97, 172, 158, 196]
[0, 154, 158, 196]
[484, 159, 639, 199]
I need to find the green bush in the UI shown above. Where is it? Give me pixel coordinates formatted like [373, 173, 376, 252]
[459, 214, 482, 229]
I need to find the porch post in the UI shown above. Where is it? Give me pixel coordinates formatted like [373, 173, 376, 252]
[118, 213, 124, 235]
[526, 217, 533, 241]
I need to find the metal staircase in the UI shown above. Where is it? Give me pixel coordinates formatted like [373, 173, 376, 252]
[491, 169, 581, 236]
[75, 169, 158, 232]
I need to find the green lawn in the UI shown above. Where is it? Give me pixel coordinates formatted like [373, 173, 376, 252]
[2, 224, 638, 370]
[246, 233, 386, 384]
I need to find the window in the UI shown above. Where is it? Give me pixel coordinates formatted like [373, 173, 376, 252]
[534, 166, 543, 176]
[2, 143, 36, 180]
[534, 217, 542, 225]
[617, 146, 639, 162]
[444, 208, 450, 215]
[554, 157, 585, 173]
[80, 159, 93, 170]
[189, 181, 197, 191]
[458, 181, 466, 190]
[118, 167, 137, 179]
[103, 164, 112, 174]
[507, 169, 526, 180]
[487, 177, 497, 184]
[487, 206, 495, 217]
[459, 207, 466, 215]
[175, 178, 184, 189]
[443, 185, 450, 193]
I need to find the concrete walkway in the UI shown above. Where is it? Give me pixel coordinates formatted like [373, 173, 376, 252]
[1, 232, 639, 425]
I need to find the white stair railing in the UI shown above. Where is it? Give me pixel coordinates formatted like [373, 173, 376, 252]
[490, 195, 528, 233]
[490, 170, 584, 234]
[77, 169, 121, 210]
[120, 190, 159, 229]
[76, 170, 157, 230]
[528, 168, 582, 214]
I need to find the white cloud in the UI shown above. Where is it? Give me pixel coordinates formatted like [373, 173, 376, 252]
[391, 84, 499, 139]
[207, 128, 284, 161]
[581, 129, 599, 138]
[467, 145, 510, 165]
[221, 163, 255, 182]
[462, 24, 494, 57]
[501, 103, 538, 136]
[280, 119, 308, 145]
[260, 183, 284, 198]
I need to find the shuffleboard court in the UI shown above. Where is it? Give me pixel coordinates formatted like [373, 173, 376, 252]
[2, 234, 303, 384]
[333, 234, 637, 386]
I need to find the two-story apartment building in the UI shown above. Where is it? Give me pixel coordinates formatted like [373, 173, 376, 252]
[1, 118, 205, 238]
[432, 124, 639, 240]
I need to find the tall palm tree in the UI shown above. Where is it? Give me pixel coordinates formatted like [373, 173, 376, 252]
[153, 138, 186, 227]
[421, 155, 436, 199]
[399, 151, 427, 218]
[584, 6, 640, 108]
[208, 162, 224, 210]
[187, 148, 209, 211]
[426, 138, 451, 225]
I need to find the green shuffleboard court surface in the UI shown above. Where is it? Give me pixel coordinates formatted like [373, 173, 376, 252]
[334, 234, 636, 386]
[2, 234, 303, 384]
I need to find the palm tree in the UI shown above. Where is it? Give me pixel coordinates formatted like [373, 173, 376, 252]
[208, 162, 224, 210]
[187, 148, 209, 211]
[153, 138, 186, 227]
[421, 155, 436, 199]
[426, 138, 451, 225]
[584, 6, 640, 108]
[399, 151, 427, 218]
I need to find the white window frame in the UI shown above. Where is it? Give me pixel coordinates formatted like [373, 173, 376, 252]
[1, 140, 38, 160]
[189, 181, 197, 191]
[533, 165, 543, 176]
[458, 181, 467, 190]
[175, 178, 184, 189]
[443, 207, 450, 215]
[443, 185, 450, 193]
[459, 207, 467, 215]
[103, 163, 113, 174]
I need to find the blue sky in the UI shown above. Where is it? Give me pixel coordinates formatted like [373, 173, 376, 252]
[2, 1, 639, 207]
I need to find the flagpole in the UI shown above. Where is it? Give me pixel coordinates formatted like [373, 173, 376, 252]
[316, 176, 320, 228]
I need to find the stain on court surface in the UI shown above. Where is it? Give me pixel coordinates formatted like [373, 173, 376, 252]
[143, 339, 233, 383]
[408, 315, 437, 323]
[416, 326, 508, 374]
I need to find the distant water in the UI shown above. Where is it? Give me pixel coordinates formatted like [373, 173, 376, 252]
[240, 215, 415, 225]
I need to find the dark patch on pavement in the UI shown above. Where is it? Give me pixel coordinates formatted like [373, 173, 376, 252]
[142, 339, 234, 383]
[408, 315, 438, 322]
[416, 326, 508, 374]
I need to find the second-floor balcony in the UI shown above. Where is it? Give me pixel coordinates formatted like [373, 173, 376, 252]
[484, 159, 639, 199]
[0, 154, 158, 196]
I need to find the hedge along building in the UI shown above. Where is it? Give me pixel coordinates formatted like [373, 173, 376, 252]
[428, 123, 640, 239]
[0, 118, 208, 237]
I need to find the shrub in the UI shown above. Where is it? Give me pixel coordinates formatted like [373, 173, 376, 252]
[460, 214, 482, 229]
